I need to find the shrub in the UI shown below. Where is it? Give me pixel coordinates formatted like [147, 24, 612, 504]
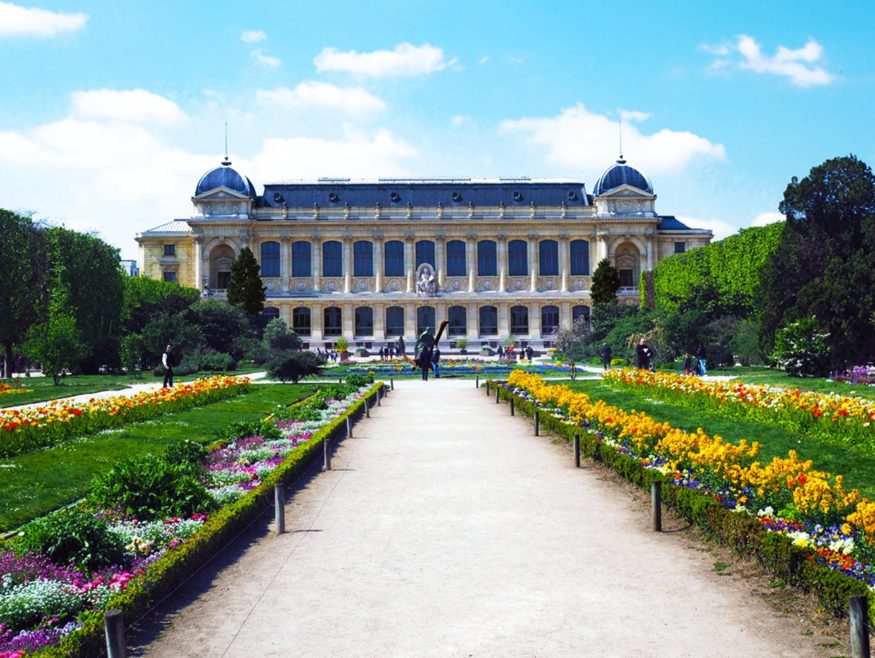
[772, 317, 831, 376]
[16, 508, 125, 573]
[218, 419, 283, 443]
[199, 349, 236, 372]
[90, 454, 215, 521]
[163, 439, 207, 471]
[267, 350, 324, 383]
[346, 373, 373, 388]
[263, 318, 302, 352]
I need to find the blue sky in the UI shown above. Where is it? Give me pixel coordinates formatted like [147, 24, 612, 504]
[2, 0, 873, 259]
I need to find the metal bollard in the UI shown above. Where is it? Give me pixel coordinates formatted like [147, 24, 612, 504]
[346, 415, 353, 438]
[510, 397, 515, 416]
[391, 377, 394, 390]
[850, 594, 871, 658]
[104, 609, 125, 658]
[323, 438, 332, 471]
[274, 484, 285, 535]
[534, 411, 539, 436]
[651, 481, 662, 532]
[573, 434, 581, 468]
[338, 377, 343, 384]
[366, 400, 370, 417]
[495, 385, 500, 404]
[377, 387, 382, 406]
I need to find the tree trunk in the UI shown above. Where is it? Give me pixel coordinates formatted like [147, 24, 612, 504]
[3, 342, 13, 379]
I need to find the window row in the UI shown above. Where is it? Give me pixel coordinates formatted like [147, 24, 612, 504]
[257, 239, 591, 278]
[261, 304, 591, 338]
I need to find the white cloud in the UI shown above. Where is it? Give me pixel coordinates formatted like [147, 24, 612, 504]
[699, 42, 730, 56]
[0, 1, 86, 37]
[314, 42, 448, 78]
[751, 211, 784, 227]
[241, 30, 266, 44]
[677, 216, 736, 240]
[256, 82, 386, 116]
[251, 49, 281, 68]
[71, 89, 187, 124]
[705, 35, 834, 87]
[500, 103, 725, 176]
[478, 55, 490, 66]
[451, 115, 471, 127]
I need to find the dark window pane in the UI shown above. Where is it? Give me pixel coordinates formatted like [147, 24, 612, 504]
[508, 240, 527, 276]
[323, 307, 342, 336]
[323, 241, 342, 277]
[541, 305, 559, 335]
[619, 269, 634, 288]
[355, 307, 373, 336]
[417, 306, 435, 335]
[539, 240, 558, 276]
[510, 305, 528, 334]
[446, 240, 466, 276]
[448, 306, 467, 336]
[570, 240, 590, 276]
[416, 240, 435, 268]
[479, 305, 497, 335]
[293, 307, 311, 335]
[674, 241, 686, 254]
[477, 240, 496, 276]
[384, 240, 404, 277]
[261, 241, 280, 277]
[292, 241, 311, 277]
[354, 241, 373, 277]
[385, 306, 404, 336]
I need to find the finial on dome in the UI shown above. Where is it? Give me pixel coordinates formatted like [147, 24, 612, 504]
[617, 118, 626, 164]
[221, 122, 232, 166]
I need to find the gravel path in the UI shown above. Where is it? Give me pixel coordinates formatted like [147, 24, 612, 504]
[131, 378, 838, 657]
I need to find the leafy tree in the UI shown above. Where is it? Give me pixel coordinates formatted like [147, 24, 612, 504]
[555, 317, 590, 362]
[227, 247, 266, 316]
[590, 258, 620, 306]
[139, 312, 204, 370]
[263, 317, 302, 352]
[122, 276, 201, 335]
[189, 300, 251, 354]
[0, 210, 46, 377]
[267, 351, 323, 383]
[771, 317, 831, 377]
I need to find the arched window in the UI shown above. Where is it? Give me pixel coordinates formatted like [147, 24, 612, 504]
[539, 240, 558, 276]
[261, 306, 280, 321]
[260, 242, 280, 277]
[417, 306, 435, 335]
[385, 306, 404, 336]
[416, 240, 435, 268]
[570, 240, 590, 276]
[210, 245, 235, 290]
[355, 306, 373, 336]
[322, 241, 342, 277]
[510, 305, 529, 335]
[572, 305, 590, 325]
[614, 242, 640, 288]
[353, 240, 373, 277]
[323, 307, 342, 336]
[292, 241, 311, 277]
[479, 306, 498, 336]
[446, 240, 466, 276]
[447, 306, 467, 336]
[292, 307, 311, 335]
[477, 240, 496, 276]
[541, 305, 560, 336]
[384, 240, 404, 277]
[508, 240, 528, 276]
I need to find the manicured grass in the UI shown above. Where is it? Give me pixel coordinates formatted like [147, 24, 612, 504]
[702, 366, 875, 400]
[0, 384, 315, 533]
[0, 367, 264, 408]
[567, 379, 875, 500]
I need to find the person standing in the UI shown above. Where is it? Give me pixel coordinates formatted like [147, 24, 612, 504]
[161, 344, 176, 388]
[525, 345, 534, 362]
[431, 346, 441, 378]
[696, 344, 708, 375]
[635, 338, 653, 371]
[600, 343, 613, 370]
[418, 344, 433, 381]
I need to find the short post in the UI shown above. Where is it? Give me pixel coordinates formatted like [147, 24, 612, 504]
[365, 399, 370, 417]
[338, 377, 343, 384]
[651, 481, 662, 532]
[485, 381, 490, 395]
[476, 375, 479, 389]
[573, 434, 581, 468]
[495, 385, 500, 404]
[510, 397, 515, 416]
[274, 484, 285, 535]
[346, 416, 352, 438]
[377, 387, 382, 406]
[390, 377, 394, 391]
[323, 438, 332, 471]
[104, 609, 125, 658]
[534, 410, 540, 436]
[850, 594, 871, 658]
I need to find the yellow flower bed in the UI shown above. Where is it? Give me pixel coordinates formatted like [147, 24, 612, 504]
[0, 382, 28, 396]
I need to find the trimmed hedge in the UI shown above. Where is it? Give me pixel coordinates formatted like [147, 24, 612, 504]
[38, 382, 384, 657]
[488, 380, 874, 621]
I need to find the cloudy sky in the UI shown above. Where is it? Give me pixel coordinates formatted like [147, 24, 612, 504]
[2, 0, 873, 259]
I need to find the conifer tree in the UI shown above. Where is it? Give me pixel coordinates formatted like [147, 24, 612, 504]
[227, 247, 266, 316]
[590, 258, 621, 306]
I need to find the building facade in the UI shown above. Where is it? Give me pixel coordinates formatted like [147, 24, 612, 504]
[136, 157, 711, 350]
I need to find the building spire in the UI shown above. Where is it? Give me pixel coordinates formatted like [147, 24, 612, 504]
[221, 122, 232, 166]
[617, 118, 626, 164]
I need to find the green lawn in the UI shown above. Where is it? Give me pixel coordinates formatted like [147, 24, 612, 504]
[0, 367, 264, 408]
[0, 383, 315, 533]
[566, 379, 875, 500]
[705, 366, 875, 400]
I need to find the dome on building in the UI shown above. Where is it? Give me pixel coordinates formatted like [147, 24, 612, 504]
[593, 158, 653, 196]
[195, 159, 257, 198]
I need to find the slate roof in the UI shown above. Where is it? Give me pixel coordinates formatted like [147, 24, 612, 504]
[140, 220, 192, 235]
[593, 159, 654, 195]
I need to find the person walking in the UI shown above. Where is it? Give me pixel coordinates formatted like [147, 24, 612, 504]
[696, 344, 708, 375]
[161, 344, 176, 388]
[431, 346, 441, 378]
[418, 344, 433, 381]
[600, 343, 613, 371]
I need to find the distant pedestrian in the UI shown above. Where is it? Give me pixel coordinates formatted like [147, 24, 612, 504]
[683, 352, 696, 376]
[635, 339, 654, 371]
[600, 343, 613, 370]
[161, 344, 176, 388]
[696, 344, 708, 375]
[497, 346, 504, 360]
[525, 345, 534, 361]
[432, 346, 441, 378]
[418, 344, 433, 381]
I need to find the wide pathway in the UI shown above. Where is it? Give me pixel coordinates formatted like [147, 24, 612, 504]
[135, 378, 833, 657]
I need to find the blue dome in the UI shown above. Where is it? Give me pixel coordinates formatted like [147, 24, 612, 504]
[593, 159, 653, 195]
[195, 160, 256, 198]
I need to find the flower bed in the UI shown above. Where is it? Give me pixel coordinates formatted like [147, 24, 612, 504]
[339, 358, 573, 378]
[833, 365, 875, 386]
[0, 381, 380, 656]
[603, 368, 875, 449]
[0, 383, 28, 398]
[502, 371, 874, 615]
[0, 376, 250, 459]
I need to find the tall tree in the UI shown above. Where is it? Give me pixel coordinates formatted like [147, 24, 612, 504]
[227, 247, 266, 316]
[0, 210, 46, 377]
[590, 258, 621, 306]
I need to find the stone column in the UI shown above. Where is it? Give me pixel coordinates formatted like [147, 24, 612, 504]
[466, 234, 476, 293]
[530, 302, 542, 340]
[374, 235, 383, 293]
[559, 235, 569, 293]
[405, 237, 414, 293]
[311, 303, 323, 343]
[194, 237, 203, 294]
[529, 237, 537, 292]
[374, 303, 386, 342]
[467, 302, 479, 342]
[436, 236, 446, 289]
[560, 302, 572, 332]
[596, 228, 609, 263]
[343, 238, 352, 294]
[281, 237, 291, 293]
[497, 302, 510, 340]
[343, 302, 354, 340]
[497, 235, 507, 293]
[404, 302, 416, 340]
[311, 237, 321, 293]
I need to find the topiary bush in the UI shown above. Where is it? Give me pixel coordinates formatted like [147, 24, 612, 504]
[267, 350, 324, 383]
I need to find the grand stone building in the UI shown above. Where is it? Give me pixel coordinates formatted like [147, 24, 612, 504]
[136, 157, 711, 350]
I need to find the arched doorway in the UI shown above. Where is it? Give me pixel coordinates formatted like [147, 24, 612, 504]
[210, 245, 235, 290]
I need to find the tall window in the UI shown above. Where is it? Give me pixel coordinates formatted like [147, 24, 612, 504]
[323, 307, 342, 336]
[447, 306, 467, 336]
[292, 307, 311, 336]
[354, 241, 373, 277]
[541, 305, 559, 335]
[385, 306, 404, 336]
[384, 240, 404, 277]
[355, 307, 373, 336]
[510, 305, 529, 335]
[479, 306, 498, 336]
[674, 241, 686, 254]
[508, 240, 528, 276]
[416, 240, 435, 268]
[417, 306, 435, 335]
[323, 241, 342, 277]
[539, 240, 558, 276]
[261, 241, 280, 277]
[477, 240, 497, 276]
[292, 241, 311, 277]
[163, 244, 176, 257]
[572, 305, 590, 325]
[446, 240, 466, 276]
[570, 240, 590, 275]
[162, 271, 177, 283]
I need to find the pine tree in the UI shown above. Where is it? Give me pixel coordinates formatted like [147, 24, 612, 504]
[227, 247, 266, 316]
[590, 258, 621, 306]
